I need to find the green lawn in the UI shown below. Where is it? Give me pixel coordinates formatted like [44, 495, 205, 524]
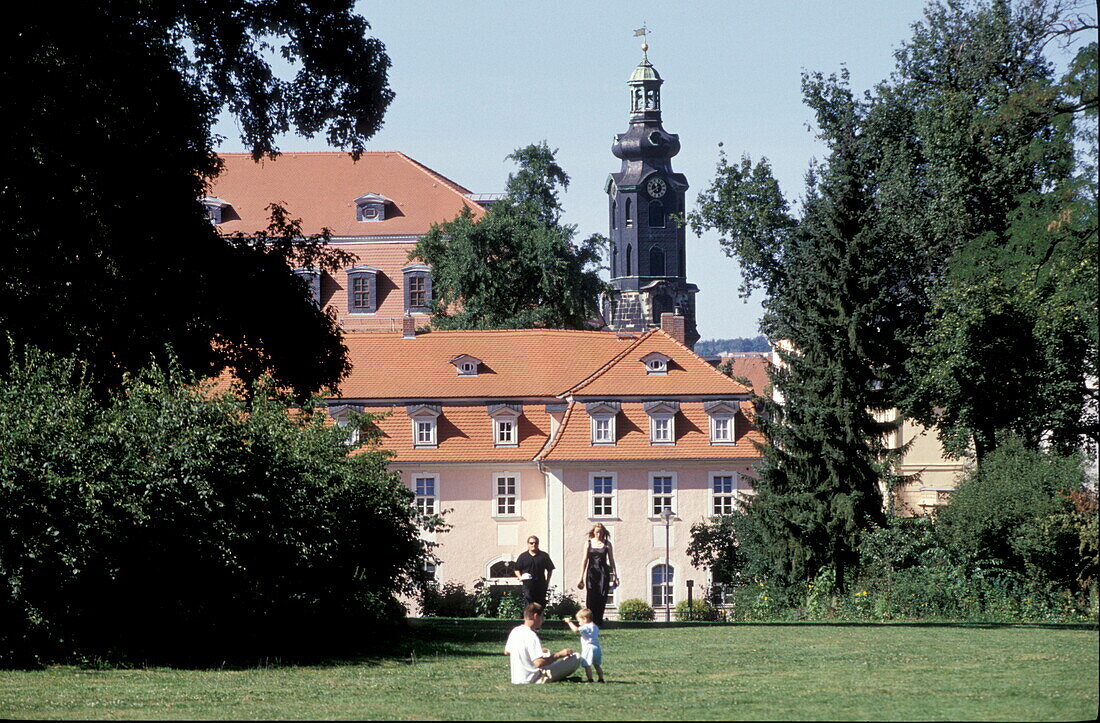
[1, 620, 1096, 720]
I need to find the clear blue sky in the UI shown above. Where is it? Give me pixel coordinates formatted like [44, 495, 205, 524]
[213, 1, 1092, 341]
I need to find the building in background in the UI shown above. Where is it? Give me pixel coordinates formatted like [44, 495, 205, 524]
[335, 315, 762, 618]
[603, 50, 699, 349]
[203, 151, 487, 331]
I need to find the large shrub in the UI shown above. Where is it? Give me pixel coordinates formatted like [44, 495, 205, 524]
[935, 437, 1087, 589]
[675, 598, 720, 621]
[617, 599, 655, 621]
[419, 581, 478, 618]
[0, 347, 436, 665]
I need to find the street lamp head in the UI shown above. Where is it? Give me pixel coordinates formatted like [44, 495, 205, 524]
[660, 509, 675, 522]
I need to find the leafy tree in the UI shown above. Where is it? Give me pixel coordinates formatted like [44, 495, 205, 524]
[1, 2, 394, 398]
[935, 436, 1087, 591]
[694, 336, 772, 356]
[411, 142, 607, 330]
[892, 0, 1097, 460]
[0, 345, 436, 665]
[693, 71, 914, 593]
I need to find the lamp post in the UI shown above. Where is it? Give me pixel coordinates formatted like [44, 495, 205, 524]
[660, 508, 675, 622]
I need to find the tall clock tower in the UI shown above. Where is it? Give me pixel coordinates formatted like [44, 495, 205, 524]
[603, 46, 699, 348]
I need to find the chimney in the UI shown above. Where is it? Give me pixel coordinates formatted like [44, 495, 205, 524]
[660, 310, 686, 345]
[402, 314, 416, 339]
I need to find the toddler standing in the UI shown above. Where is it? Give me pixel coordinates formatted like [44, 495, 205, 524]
[564, 607, 604, 683]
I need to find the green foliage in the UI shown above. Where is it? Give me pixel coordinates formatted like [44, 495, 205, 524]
[1, 3, 394, 399]
[472, 582, 525, 619]
[934, 437, 1087, 588]
[418, 581, 479, 618]
[0, 345, 434, 665]
[693, 336, 772, 356]
[674, 598, 720, 621]
[545, 589, 582, 619]
[616, 599, 655, 621]
[412, 142, 607, 330]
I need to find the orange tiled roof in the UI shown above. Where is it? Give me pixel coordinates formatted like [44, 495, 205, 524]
[567, 329, 750, 397]
[208, 152, 485, 237]
[537, 400, 763, 461]
[361, 404, 553, 463]
[338, 329, 643, 400]
[720, 355, 773, 397]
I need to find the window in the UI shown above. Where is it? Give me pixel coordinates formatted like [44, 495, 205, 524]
[650, 473, 675, 517]
[200, 196, 230, 224]
[346, 266, 379, 314]
[292, 268, 322, 307]
[414, 476, 438, 516]
[451, 354, 483, 376]
[494, 474, 519, 517]
[712, 417, 731, 443]
[354, 192, 391, 222]
[590, 474, 616, 518]
[705, 400, 739, 445]
[587, 401, 619, 445]
[626, 244, 633, 275]
[611, 245, 618, 277]
[640, 352, 671, 375]
[651, 564, 674, 608]
[648, 201, 665, 228]
[649, 245, 666, 276]
[611, 200, 617, 230]
[496, 419, 515, 445]
[330, 405, 361, 446]
[406, 404, 440, 448]
[402, 265, 431, 313]
[488, 404, 520, 447]
[488, 559, 516, 578]
[711, 473, 736, 516]
[625, 198, 633, 227]
[652, 417, 672, 443]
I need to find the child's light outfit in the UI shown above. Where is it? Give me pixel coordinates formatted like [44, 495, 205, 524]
[578, 622, 602, 666]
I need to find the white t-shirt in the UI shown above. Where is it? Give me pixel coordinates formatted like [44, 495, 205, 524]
[505, 624, 545, 684]
[578, 622, 600, 650]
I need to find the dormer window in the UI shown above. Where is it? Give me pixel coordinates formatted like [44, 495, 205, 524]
[329, 404, 362, 446]
[705, 400, 739, 445]
[407, 404, 441, 449]
[644, 400, 679, 446]
[586, 401, 620, 445]
[402, 264, 432, 313]
[346, 266, 380, 314]
[354, 192, 392, 223]
[200, 196, 231, 224]
[640, 352, 672, 376]
[488, 404, 521, 448]
[292, 267, 322, 307]
[450, 354, 483, 377]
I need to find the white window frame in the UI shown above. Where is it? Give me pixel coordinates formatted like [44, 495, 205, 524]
[413, 475, 439, 517]
[648, 560, 676, 609]
[493, 472, 521, 518]
[710, 415, 733, 444]
[330, 404, 361, 447]
[485, 555, 522, 585]
[650, 415, 674, 445]
[415, 419, 437, 447]
[710, 471, 738, 516]
[495, 418, 517, 447]
[648, 471, 677, 519]
[589, 472, 618, 519]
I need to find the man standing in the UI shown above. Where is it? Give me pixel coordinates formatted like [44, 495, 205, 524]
[514, 536, 554, 607]
[504, 603, 581, 683]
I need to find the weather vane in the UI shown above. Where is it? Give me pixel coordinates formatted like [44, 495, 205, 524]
[634, 24, 650, 57]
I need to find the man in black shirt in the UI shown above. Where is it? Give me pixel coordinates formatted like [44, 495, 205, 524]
[514, 536, 554, 607]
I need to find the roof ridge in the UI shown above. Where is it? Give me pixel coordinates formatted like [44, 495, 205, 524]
[655, 328, 752, 393]
[563, 329, 657, 396]
[394, 152, 476, 199]
[535, 400, 576, 461]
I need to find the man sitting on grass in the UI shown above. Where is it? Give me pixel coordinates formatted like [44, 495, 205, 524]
[504, 603, 582, 683]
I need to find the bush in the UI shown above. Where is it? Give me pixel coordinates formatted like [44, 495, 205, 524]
[675, 598, 720, 621]
[617, 598, 655, 621]
[544, 589, 581, 619]
[473, 582, 524, 619]
[419, 581, 478, 618]
[0, 347, 436, 665]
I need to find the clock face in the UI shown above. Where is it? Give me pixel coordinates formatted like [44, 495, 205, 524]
[647, 177, 667, 198]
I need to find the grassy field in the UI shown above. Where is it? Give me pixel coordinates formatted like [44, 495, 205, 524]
[1, 620, 1096, 720]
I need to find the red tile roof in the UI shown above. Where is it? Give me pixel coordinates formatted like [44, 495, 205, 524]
[360, 404, 553, 463]
[719, 354, 773, 397]
[337, 329, 643, 400]
[207, 152, 485, 237]
[567, 329, 751, 397]
[537, 400, 763, 462]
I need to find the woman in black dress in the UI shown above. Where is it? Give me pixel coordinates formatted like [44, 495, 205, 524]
[576, 523, 618, 626]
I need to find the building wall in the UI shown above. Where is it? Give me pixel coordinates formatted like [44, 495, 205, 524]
[890, 418, 970, 515]
[318, 241, 431, 331]
[401, 464, 547, 587]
